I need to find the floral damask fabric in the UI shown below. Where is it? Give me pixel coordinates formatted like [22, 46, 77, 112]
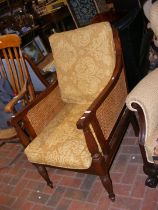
[25, 22, 116, 169]
[49, 22, 115, 104]
[68, 0, 98, 27]
[25, 102, 93, 169]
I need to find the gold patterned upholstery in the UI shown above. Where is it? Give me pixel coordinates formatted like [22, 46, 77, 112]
[49, 22, 115, 104]
[12, 22, 129, 201]
[25, 22, 116, 168]
[25, 102, 92, 169]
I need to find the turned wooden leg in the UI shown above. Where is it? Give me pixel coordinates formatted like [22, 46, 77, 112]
[130, 112, 139, 137]
[34, 164, 53, 188]
[91, 152, 115, 201]
[143, 163, 158, 188]
[100, 173, 115, 202]
[139, 143, 158, 188]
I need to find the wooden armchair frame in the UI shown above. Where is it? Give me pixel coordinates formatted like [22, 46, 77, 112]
[11, 28, 138, 201]
[0, 34, 49, 142]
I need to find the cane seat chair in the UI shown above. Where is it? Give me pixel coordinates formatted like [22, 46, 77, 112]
[126, 68, 158, 188]
[0, 34, 49, 142]
[11, 22, 137, 201]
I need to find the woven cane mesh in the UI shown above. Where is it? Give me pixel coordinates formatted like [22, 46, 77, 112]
[27, 86, 64, 135]
[96, 70, 127, 140]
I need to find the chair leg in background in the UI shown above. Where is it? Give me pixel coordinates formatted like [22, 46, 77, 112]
[145, 175, 158, 188]
[139, 144, 158, 188]
[0, 140, 23, 170]
[130, 112, 139, 137]
[143, 163, 158, 188]
[34, 164, 53, 188]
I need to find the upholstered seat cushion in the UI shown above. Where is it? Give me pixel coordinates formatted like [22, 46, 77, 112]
[49, 22, 115, 104]
[25, 102, 93, 169]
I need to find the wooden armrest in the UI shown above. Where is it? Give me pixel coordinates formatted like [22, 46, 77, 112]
[4, 81, 28, 113]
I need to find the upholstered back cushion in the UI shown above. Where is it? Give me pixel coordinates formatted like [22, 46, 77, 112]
[49, 22, 115, 104]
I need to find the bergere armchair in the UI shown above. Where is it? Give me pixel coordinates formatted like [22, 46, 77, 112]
[0, 34, 49, 142]
[126, 68, 158, 188]
[11, 22, 137, 201]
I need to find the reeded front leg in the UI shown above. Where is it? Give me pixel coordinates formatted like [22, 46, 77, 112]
[100, 173, 115, 201]
[34, 164, 53, 188]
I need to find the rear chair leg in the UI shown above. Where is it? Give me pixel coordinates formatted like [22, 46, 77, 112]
[143, 162, 158, 188]
[34, 164, 53, 188]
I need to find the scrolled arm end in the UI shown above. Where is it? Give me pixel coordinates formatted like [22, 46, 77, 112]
[4, 81, 28, 113]
[126, 68, 158, 114]
[126, 69, 158, 144]
[76, 110, 93, 129]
